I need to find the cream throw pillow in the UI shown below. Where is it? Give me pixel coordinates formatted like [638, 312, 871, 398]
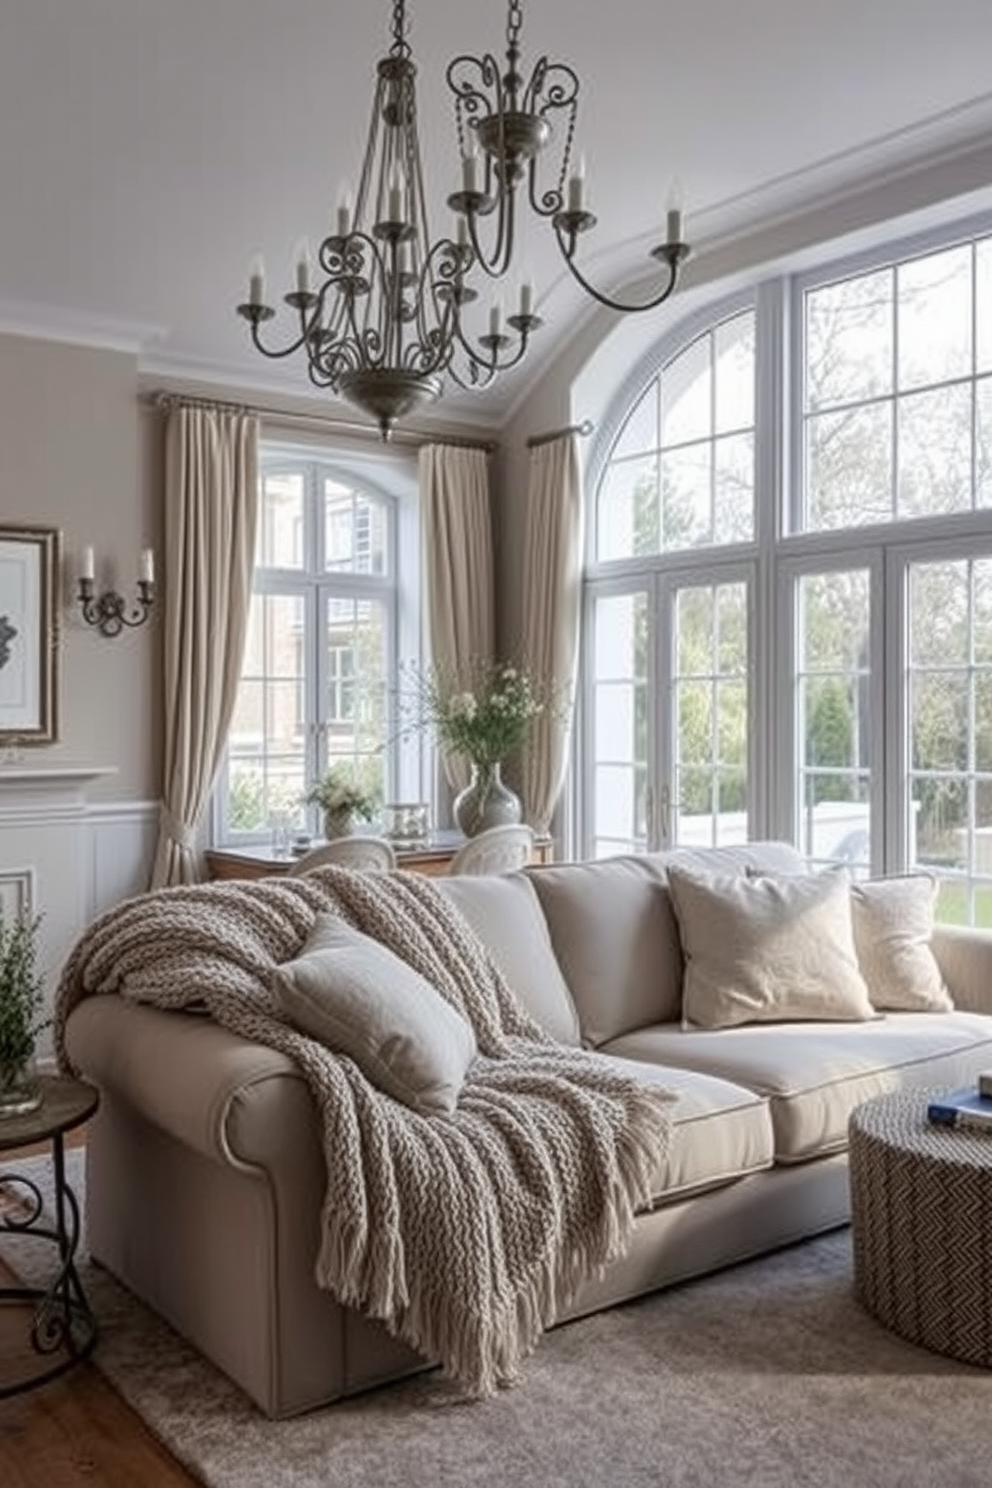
[270, 914, 477, 1115]
[850, 874, 953, 1012]
[666, 864, 877, 1029]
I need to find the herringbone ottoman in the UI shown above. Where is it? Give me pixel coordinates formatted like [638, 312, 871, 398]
[849, 1088, 992, 1367]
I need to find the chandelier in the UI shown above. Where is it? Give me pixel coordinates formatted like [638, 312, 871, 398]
[237, 0, 691, 441]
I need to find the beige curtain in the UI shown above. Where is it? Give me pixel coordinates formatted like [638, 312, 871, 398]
[151, 404, 259, 887]
[418, 443, 494, 792]
[518, 431, 584, 833]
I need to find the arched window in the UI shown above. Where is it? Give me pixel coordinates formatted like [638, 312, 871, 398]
[581, 214, 992, 925]
[217, 450, 413, 845]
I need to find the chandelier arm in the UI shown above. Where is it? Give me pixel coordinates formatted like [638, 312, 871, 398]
[553, 224, 691, 314]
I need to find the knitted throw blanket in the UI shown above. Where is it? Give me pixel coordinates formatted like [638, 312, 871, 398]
[55, 867, 675, 1397]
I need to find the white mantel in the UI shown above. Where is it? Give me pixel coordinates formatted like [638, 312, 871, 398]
[0, 765, 118, 818]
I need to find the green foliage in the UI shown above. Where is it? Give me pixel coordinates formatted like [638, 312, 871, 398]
[0, 909, 46, 1079]
[403, 659, 568, 769]
[229, 770, 266, 832]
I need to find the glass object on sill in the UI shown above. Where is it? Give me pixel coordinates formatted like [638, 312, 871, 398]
[381, 802, 431, 846]
[269, 810, 294, 857]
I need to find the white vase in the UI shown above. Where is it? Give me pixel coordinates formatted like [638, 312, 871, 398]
[453, 762, 522, 838]
[324, 809, 355, 840]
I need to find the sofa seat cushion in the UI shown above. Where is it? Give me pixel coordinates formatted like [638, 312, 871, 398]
[597, 1055, 774, 1203]
[602, 1012, 992, 1164]
[435, 872, 580, 1045]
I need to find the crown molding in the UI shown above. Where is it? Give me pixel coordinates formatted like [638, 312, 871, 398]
[0, 301, 166, 356]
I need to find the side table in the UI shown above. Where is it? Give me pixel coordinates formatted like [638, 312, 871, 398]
[0, 1072, 99, 1397]
[849, 1087, 992, 1368]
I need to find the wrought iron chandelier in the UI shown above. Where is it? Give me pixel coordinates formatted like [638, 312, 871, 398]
[237, 0, 690, 441]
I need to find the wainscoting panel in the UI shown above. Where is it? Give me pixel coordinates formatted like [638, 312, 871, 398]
[0, 769, 158, 1058]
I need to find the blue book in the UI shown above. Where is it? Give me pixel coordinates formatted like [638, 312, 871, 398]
[927, 1087, 992, 1133]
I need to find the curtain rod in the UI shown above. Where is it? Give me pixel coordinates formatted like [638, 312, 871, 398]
[146, 391, 495, 452]
[526, 419, 594, 450]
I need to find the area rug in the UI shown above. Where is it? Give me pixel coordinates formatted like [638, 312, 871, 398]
[3, 1151, 992, 1488]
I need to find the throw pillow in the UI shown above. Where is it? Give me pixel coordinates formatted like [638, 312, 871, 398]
[849, 874, 954, 1012]
[666, 863, 877, 1029]
[270, 913, 477, 1115]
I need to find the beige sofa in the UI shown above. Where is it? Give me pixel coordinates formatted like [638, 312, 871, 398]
[64, 841, 992, 1417]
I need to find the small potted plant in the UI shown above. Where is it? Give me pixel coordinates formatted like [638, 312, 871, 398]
[0, 907, 46, 1118]
[304, 764, 378, 840]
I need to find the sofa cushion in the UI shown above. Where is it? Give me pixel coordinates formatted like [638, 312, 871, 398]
[270, 914, 477, 1116]
[598, 1055, 774, 1202]
[603, 1012, 992, 1163]
[850, 874, 954, 1012]
[528, 854, 680, 1044]
[528, 841, 810, 1046]
[434, 872, 580, 1045]
[666, 864, 876, 1028]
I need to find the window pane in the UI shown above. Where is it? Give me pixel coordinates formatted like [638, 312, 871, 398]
[612, 381, 659, 460]
[978, 238, 992, 375]
[714, 314, 755, 434]
[590, 593, 647, 855]
[797, 570, 871, 868]
[673, 580, 748, 849]
[713, 432, 754, 544]
[897, 383, 973, 517]
[597, 456, 658, 560]
[977, 377, 992, 509]
[897, 245, 972, 391]
[805, 268, 893, 411]
[324, 479, 388, 576]
[806, 404, 893, 529]
[258, 471, 304, 569]
[662, 334, 711, 446]
[661, 443, 712, 549]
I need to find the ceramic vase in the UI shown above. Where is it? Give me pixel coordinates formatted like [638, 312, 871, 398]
[453, 761, 522, 838]
[324, 809, 355, 841]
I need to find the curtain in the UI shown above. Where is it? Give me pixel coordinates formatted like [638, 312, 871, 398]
[518, 431, 584, 833]
[151, 404, 259, 887]
[418, 443, 494, 792]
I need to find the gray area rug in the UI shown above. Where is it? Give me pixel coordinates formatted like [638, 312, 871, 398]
[3, 1150, 992, 1487]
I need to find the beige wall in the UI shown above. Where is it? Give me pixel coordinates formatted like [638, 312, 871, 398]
[0, 332, 160, 800]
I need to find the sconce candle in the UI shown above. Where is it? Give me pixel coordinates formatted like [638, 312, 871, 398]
[78, 549, 155, 639]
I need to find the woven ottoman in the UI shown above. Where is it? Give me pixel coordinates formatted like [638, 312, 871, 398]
[849, 1088, 992, 1367]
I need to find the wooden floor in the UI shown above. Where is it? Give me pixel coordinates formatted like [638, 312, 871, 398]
[0, 1137, 197, 1488]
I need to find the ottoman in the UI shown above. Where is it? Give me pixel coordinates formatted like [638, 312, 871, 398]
[849, 1088, 992, 1367]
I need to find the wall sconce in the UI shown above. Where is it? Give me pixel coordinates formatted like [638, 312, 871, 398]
[77, 546, 155, 637]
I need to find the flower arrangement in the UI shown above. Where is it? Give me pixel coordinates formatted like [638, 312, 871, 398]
[303, 764, 378, 822]
[407, 659, 562, 769]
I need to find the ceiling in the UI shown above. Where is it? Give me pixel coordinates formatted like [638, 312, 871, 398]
[3, 0, 992, 433]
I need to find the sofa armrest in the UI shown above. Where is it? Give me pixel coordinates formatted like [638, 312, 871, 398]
[931, 924, 992, 1015]
[64, 995, 310, 1168]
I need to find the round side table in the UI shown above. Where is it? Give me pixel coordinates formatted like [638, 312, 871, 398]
[849, 1087, 992, 1368]
[0, 1072, 99, 1397]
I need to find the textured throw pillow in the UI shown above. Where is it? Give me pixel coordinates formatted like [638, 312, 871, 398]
[849, 874, 954, 1012]
[270, 914, 477, 1115]
[666, 864, 877, 1029]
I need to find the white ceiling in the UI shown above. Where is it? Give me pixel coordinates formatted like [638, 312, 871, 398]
[3, 0, 992, 432]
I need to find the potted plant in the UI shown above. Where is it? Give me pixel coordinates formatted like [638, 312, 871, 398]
[304, 764, 378, 840]
[0, 907, 46, 1117]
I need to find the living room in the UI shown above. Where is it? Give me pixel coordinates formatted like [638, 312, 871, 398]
[3, 2, 992, 1484]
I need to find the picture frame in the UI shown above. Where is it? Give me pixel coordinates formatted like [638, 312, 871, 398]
[0, 523, 61, 744]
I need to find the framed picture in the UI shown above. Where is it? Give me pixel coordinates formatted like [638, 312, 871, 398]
[0, 524, 61, 744]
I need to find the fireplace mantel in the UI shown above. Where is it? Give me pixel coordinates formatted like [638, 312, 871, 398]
[0, 766, 118, 818]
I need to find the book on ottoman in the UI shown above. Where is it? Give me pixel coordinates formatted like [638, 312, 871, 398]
[927, 1086, 992, 1133]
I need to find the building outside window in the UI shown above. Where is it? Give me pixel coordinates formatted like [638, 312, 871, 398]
[582, 214, 992, 924]
[216, 453, 411, 844]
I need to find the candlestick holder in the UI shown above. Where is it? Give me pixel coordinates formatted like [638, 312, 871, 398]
[77, 576, 154, 638]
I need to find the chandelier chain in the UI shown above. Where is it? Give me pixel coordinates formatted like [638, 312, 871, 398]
[390, 0, 410, 60]
[507, 0, 522, 49]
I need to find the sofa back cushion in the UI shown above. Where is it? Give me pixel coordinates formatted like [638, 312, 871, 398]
[529, 841, 809, 1046]
[435, 872, 581, 1045]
